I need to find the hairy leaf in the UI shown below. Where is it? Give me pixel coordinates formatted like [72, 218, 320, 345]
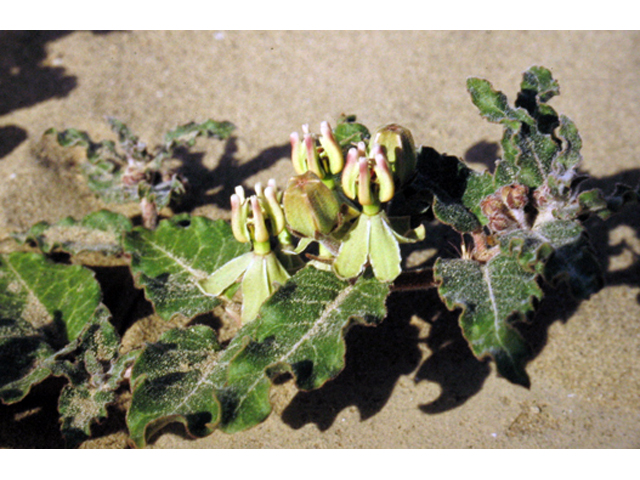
[0, 252, 102, 342]
[123, 215, 251, 321]
[220, 266, 390, 433]
[127, 324, 236, 447]
[57, 307, 134, 447]
[467, 78, 533, 129]
[164, 119, 235, 149]
[435, 254, 543, 386]
[0, 318, 55, 403]
[412, 146, 484, 232]
[14, 210, 132, 256]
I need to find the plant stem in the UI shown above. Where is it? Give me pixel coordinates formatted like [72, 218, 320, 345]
[141, 198, 158, 230]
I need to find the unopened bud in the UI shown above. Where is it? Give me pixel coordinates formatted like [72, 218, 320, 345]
[371, 124, 417, 187]
[283, 171, 340, 238]
[500, 184, 529, 210]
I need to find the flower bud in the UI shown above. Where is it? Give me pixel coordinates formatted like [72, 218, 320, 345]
[371, 124, 417, 187]
[500, 184, 529, 210]
[283, 171, 340, 238]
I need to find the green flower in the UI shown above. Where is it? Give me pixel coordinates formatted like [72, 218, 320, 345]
[200, 181, 291, 323]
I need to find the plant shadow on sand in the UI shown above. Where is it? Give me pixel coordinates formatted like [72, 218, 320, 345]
[172, 137, 290, 212]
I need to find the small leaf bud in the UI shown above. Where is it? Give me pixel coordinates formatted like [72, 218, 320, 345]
[500, 184, 529, 210]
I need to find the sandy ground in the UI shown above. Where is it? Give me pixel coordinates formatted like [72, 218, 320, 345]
[0, 31, 639, 448]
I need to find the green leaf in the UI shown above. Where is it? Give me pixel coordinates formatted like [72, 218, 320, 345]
[412, 147, 484, 232]
[0, 252, 102, 342]
[14, 210, 133, 256]
[519, 65, 560, 104]
[0, 318, 55, 404]
[435, 254, 543, 387]
[555, 115, 583, 172]
[220, 266, 390, 432]
[333, 117, 370, 149]
[499, 219, 584, 271]
[127, 325, 228, 448]
[498, 218, 604, 298]
[164, 119, 235, 150]
[123, 215, 251, 321]
[467, 78, 532, 129]
[57, 307, 132, 447]
[543, 235, 604, 299]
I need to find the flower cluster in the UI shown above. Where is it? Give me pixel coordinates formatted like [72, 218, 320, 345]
[202, 120, 425, 324]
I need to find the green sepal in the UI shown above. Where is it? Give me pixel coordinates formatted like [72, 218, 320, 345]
[333, 214, 371, 280]
[200, 251, 254, 296]
[240, 252, 290, 323]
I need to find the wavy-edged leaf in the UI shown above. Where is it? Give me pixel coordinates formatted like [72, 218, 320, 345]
[435, 254, 543, 386]
[498, 219, 604, 298]
[412, 146, 483, 232]
[57, 307, 135, 447]
[519, 65, 560, 103]
[0, 318, 55, 403]
[14, 210, 132, 256]
[499, 219, 585, 271]
[164, 119, 235, 149]
[127, 324, 231, 447]
[0, 252, 102, 342]
[220, 266, 390, 433]
[467, 77, 532, 129]
[123, 215, 251, 321]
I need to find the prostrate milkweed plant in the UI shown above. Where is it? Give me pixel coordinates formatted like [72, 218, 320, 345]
[1, 66, 637, 447]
